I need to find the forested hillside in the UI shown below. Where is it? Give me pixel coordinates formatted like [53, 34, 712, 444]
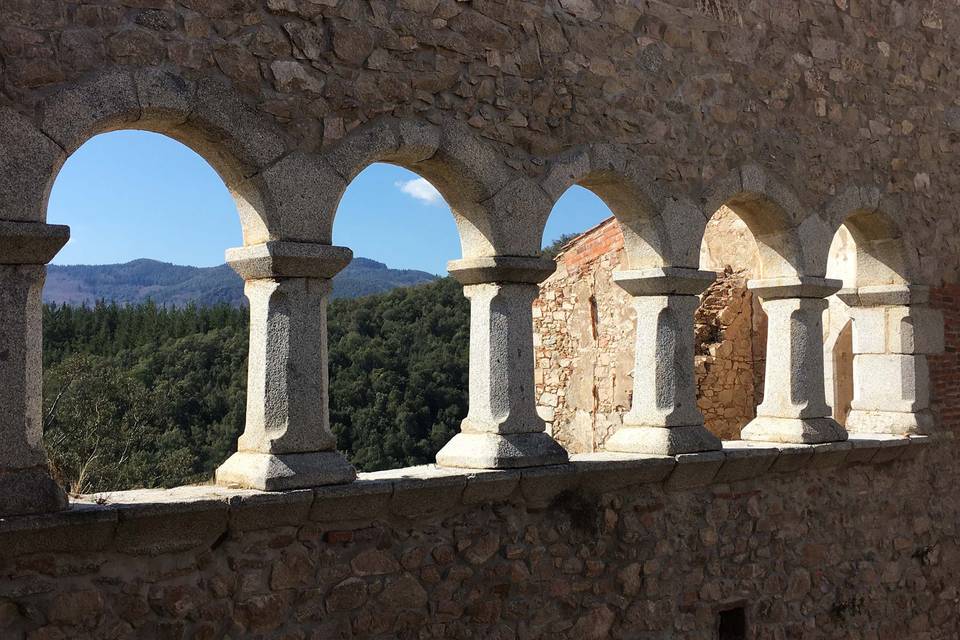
[42, 278, 468, 494]
[44, 257, 437, 306]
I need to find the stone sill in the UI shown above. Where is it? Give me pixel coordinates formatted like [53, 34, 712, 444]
[0, 435, 930, 558]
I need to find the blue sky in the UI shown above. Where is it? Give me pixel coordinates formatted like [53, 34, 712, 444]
[48, 131, 612, 275]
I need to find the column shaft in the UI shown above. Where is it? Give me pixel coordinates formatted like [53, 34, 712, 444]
[216, 242, 356, 490]
[436, 257, 568, 469]
[741, 277, 848, 444]
[605, 268, 722, 455]
[0, 222, 71, 516]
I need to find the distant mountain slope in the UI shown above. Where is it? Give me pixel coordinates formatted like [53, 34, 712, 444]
[44, 258, 437, 306]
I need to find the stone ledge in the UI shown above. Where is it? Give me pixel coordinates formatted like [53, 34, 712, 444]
[0, 435, 931, 556]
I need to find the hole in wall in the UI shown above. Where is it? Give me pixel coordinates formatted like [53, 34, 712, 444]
[717, 605, 747, 640]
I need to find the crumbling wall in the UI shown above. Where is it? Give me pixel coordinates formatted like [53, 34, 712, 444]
[694, 267, 764, 440]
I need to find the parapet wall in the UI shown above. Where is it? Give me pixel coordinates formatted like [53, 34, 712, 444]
[0, 435, 952, 639]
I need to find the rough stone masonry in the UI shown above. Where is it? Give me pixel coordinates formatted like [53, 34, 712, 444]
[0, 0, 959, 638]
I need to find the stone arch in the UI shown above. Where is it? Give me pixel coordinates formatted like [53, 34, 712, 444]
[823, 186, 918, 287]
[2, 68, 309, 246]
[702, 165, 815, 278]
[540, 145, 704, 269]
[318, 117, 531, 259]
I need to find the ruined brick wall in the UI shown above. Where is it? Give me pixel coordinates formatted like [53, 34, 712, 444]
[0, 443, 953, 639]
[534, 219, 634, 452]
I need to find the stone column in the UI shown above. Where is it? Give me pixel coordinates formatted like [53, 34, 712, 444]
[435, 256, 569, 469]
[604, 267, 723, 455]
[0, 221, 71, 516]
[216, 242, 357, 490]
[838, 285, 942, 435]
[741, 277, 848, 444]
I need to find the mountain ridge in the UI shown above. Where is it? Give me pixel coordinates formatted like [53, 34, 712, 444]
[44, 258, 438, 306]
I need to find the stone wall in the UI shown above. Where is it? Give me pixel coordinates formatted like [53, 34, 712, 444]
[0, 436, 950, 640]
[3, 0, 960, 281]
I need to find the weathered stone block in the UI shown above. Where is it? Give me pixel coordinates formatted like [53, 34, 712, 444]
[238, 152, 346, 244]
[845, 435, 907, 465]
[664, 451, 724, 491]
[311, 480, 393, 523]
[436, 432, 568, 469]
[767, 443, 815, 473]
[886, 306, 944, 354]
[226, 242, 352, 280]
[807, 442, 852, 469]
[846, 408, 934, 436]
[389, 472, 467, 519]
[114, 500, 228, 556]
[572, 452, 675, 493]
[461, 469, 521, 505]
[850, 306, 887, 354]
[217, 451, 356, 491]
[713, 443, 779, 483]
[851, 353, 929, 413]
[37, 69, 139, 151]
[519, 464, 578, 508]
[133, 67, 195, 130]
[0, 503, 114, 558]
[228, 489, 314, 531]
[186, 75, 287, 179]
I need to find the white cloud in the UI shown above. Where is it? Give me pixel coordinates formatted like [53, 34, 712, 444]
[395, 178, 443, 205]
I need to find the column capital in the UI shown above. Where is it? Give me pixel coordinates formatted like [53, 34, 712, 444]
[747, 276, 842, 300]
[613, 267, 715, 296]
[447, 256, 556, 285]
[0, 221, 70, 265]
[226, 241, 352, 280]
[836, 284, 929, 307]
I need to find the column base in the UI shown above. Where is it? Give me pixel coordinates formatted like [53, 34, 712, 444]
[0, 466, 68, 517]
[845, 409, 934, 436]
[741, 416, 848, 444]
[435, 432, 568, 469]
[604, 425, 722, 455]
[216, 451, 356, 491]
